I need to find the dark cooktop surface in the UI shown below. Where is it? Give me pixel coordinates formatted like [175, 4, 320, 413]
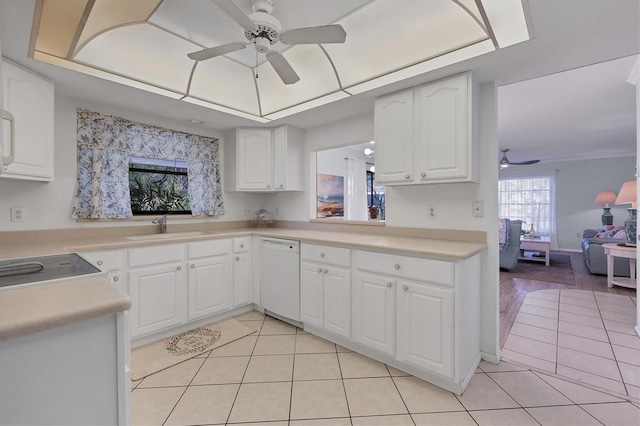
[0, 253, 101, 288]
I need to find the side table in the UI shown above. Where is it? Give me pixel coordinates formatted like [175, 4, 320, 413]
[602, 243, 637, 289]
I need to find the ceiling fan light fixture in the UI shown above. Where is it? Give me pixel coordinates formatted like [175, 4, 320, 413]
[254, 36, 271, 53]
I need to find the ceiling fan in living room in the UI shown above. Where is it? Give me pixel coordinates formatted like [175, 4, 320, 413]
[187, 0, 347, 85]
[499, 149, 540, 168]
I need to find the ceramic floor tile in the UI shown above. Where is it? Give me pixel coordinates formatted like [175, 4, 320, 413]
[556, 365, 628, 395]
[561, 290, 595, 300]
[240, 320, 264, 333]
[558, 321, 609, 342]
[559, 302, 601, 318]
[533, 371, 624, 404]
[456, 373, 518, 410]
[580, 402, 640, 426]
[336, 344, 353, 352]
[194, 350, 211, 358]
[387, 365, 411, 376]
[252, 335, 296, 355]
[487, 371, 573, 407]
[627, 383, 640, 400]
[243, 354, 294, 383]
[596, 301, 638, 315]
[290, 379, 350, 420]
[515, 311, 558, 331]
[478, 360, 528, 373]
[338, 351, 391, 378]
[500, 348, 556, 374]
[296, 328, 310, 335]
[259, 319, 297, 335]
[411, 411, 476, 426]
[137, 358, 205, 388]
[607, 329, 640, 349]
[560, 296, 598, 309]
[594, 292, 636, 306]
[392, 376, 464, 413]
[191, 356, 250, 385]
[559, 311, 604, 328]
[522, 296, 559, 310]
[557, 347, 622, 381]
[131, 378, 142, 390]
[618, 361, 640, 387]
[234, 422, 288, 426]
[503, 333, 557, 362]
[603, 319, 638, 335]
[469, 408, 539, 426]
[293, 353, 342, 381]
[600, 309, 637, 325]
[525, 405, 602, 426]
[558, 332, 614, 359]
[518, 303, 559, 319]
[290, 418, 351, 426]
[209, 335, 258, 357]
[295, 333, 337, 354]
[235, 310, 266, 321]
[164, 384, 239, 426]
[612, 344, 640, 366]
[351, 414, 414, 425]
[343, 377, 408, 416]
[227, 382, 292, 423]
[526, 290, 560, 302]
[509, 322, 558, 345]
[131, 387, 185, 426]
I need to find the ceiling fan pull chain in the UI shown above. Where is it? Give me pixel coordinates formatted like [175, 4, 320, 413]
[255, 49, 259, 79]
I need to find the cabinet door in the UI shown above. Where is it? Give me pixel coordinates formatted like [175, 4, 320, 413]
[353, 272, 395, 356]
[233, 252, 252, 307]
[374, 90, 414, 184]
[237, 128, 273, 190]
[1, 60, 54, 181]
[415, 73, 469, 181]
[129, 263, 187, 337]
[300, 261, 324, 328]
[396, 280, 453, 378]
[188, 256, 232, 320]
[323, 267, 351, 339]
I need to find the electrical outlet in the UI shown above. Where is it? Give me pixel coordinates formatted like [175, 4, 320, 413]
[11, 207, 25, 222]
[428, 205, 437, 219]
[472, 200, 484, 217]
[276, 207, 280, 215]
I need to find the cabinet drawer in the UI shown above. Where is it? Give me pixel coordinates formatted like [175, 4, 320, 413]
[355, 250, 453, 286]
[301, 243, 351, 267]
[80, 250, 122, 271]
[128, 244, 184, 268]
[188, 239, 232, 259]
[233, 237, 251, 253]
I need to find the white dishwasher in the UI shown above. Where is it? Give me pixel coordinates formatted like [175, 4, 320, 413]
[260, 237, 300, 322]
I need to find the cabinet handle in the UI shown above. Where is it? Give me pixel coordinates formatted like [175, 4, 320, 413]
[323, 269, 328, 274]
[279, 183, 284, 188]
[236, 256, 240, 261]
[405, 174, 410, 179]
[240, 243, 245, 248]
[320, 252, 325, 258]
[317, 268, 322, 273]
[177, 266, 182, 271]
[97, 260, 104, 266]
[386, 282, 392, 287]
[113, 276, 119, 282]
[267, 184, 271, 189]
[190, 264, 195, 269]
[421, 172, 426, 178]
[403, 285, 408, 291]
[394, 263, 400, 270]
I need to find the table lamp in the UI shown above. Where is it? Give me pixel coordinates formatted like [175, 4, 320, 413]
[594, 190, 617, 225]
[615, 180, 637, 244]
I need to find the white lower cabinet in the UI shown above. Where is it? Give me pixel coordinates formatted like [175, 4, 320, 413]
[79, 249, 127, 294]
[233, 237, 252, 307]
[188, 256, 232, 320]
[396, 280, 454, 378]
[352, 272, 395, 356]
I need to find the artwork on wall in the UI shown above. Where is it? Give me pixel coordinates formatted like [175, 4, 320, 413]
[317, 174, 344, 218]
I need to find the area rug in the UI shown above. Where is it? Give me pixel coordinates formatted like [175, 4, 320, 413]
[502, 253, 575, 285]
[131, 318, 255, 380]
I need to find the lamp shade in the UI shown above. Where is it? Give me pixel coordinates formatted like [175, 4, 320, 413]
[594, 190, 617, 206]
[615, 180, 637, 208]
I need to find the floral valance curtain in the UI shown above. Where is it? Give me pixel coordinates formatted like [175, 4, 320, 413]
[73, 109, 224, 218]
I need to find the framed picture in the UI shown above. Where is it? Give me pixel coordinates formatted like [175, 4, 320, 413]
[317, 174, 344, 218]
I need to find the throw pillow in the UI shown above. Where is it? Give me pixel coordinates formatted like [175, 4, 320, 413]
[594, 225, 623, 238]
[613, 229, 627, 240]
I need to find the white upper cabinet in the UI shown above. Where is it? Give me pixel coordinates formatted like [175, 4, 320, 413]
[374, 72, 477, 185]
[225, 125, 304, 192]
[1, 59, 54, 181]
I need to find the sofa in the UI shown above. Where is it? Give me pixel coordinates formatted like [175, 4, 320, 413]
[500, 220, 522, 270]
[581, 228, 630, 276]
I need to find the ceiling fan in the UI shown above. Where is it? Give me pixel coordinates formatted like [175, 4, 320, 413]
[187, 0, 347, 85]
[499, 149, 540, 168]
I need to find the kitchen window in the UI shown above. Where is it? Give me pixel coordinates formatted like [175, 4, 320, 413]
[129, 156, 191, 215]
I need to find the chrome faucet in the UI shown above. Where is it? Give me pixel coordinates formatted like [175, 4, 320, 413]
[152, 215, 167, 234]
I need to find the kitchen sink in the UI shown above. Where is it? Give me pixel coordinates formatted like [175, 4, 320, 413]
[125, 231, 205, 241]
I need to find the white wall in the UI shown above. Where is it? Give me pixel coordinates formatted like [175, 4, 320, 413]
[500, 156, 636, 251]
[0, 95, 264, 231]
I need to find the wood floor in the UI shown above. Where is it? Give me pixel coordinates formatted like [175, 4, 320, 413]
[499, 251, 636, 349]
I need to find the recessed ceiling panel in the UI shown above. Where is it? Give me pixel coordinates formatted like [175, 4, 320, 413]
[74, 24, 196, 93]
[35, 0, 88, 58]
[190, 59, 261, 116]
[325, 0, 489, 88]
[256, 45, 341, 115]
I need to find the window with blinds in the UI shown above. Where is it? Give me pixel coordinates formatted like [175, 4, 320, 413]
[498, 174, 555, 236]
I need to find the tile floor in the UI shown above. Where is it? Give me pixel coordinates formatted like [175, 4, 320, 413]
[132, 310, 640, 425]
[503, 289, 640, 403]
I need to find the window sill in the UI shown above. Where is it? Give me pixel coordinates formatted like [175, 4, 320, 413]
[76, 214, 217, 222]
[310, 218, 385, 226]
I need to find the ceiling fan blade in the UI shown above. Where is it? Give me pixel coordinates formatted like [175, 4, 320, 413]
[266, 51, 300, 85]
[510, 160, 541, 165]
[280, 24, 347, 45]
[211, 0, 255, 30]
[187, 42, 247, 61]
